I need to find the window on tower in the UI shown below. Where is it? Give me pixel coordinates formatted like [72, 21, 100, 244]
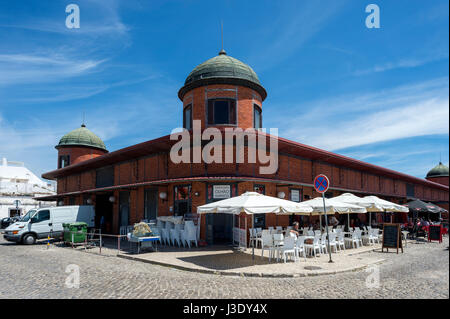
[207, 99, 236, 125]
[183, 104, 192, 130]
[58, 155, 70, 169]
[254, 104, 262, 129]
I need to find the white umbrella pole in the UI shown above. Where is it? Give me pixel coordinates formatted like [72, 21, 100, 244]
[245, 216, 247, 251]
[252, 214, 254, 261]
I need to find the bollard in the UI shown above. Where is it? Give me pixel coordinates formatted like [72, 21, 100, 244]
[99, 229, 102, 255]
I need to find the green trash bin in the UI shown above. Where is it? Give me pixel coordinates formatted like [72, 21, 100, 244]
[63, 222, 88, 243]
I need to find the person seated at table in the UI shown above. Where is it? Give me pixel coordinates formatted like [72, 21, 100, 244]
[290, 222, 301, 236]
[312, 220, 320, 230]
[329, 215, 339, 227]
[371, 219, 377, 228]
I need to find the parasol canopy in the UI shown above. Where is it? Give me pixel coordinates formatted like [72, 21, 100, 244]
[196, 192, 313, 215]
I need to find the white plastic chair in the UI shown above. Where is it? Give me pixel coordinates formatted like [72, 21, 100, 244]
[295, 236, 307, 261]
[307, 230, 314, 236]
[181, 223, 197, 248]
[354, 229, 363, 247]
[170, 228, 181, 247]
[151, 227, 162, 245]
[279, 236, 297, 263]
[337, 231, 345, 251]
[161, 228, 170, 245]
[305, 234, 321, 257]
[328, 232, 338, 253]
[344, 231, 360, 249]
[261, 233, 275, 262]
[320, 233, 328, 254]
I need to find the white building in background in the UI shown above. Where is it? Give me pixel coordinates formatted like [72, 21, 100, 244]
[0, 158, 56, 219]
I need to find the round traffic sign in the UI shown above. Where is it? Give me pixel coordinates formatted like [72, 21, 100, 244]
[314, 174, 330, 193]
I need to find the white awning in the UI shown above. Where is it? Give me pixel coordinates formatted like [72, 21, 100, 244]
[292, 197, 368, 215]
[197, 192, 313, 215]
[363, 196, 409, 213]
[332, 193, 384, 212]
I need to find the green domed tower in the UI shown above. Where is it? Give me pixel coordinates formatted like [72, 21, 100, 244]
[178, 50, 267, 131]
[55, 124, 108, 169]
[426, 162, 449, 186]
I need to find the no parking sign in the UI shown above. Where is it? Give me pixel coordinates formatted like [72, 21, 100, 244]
[314, 174, 329, 194]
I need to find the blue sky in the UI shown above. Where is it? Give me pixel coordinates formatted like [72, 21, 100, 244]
[0, 0, 448, 181]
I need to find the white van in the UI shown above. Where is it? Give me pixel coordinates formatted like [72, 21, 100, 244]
[3, 205, 95, 245]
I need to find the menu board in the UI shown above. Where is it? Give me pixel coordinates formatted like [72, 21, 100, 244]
[382, 223, 403, 254]
[428, 225, 442, 243]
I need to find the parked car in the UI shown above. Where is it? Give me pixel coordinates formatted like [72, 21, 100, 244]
[1, 216, 21, 229]
[3, 205, 95, 245]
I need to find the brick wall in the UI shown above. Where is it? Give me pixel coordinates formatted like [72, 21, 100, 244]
[183, 85, 262, 131]
[58, 146, 106, 167]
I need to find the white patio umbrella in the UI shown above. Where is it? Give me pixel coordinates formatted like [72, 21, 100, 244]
[332, 193, 384, 227]
[197, 192, 313, 259]
[197, 191, 313, 215]
[363, 196, 409, 212]
[289, 197, 367, 230]
[362, 195, 409, 224]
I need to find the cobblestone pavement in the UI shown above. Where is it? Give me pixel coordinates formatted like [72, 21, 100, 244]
[0, 236, 448, 299]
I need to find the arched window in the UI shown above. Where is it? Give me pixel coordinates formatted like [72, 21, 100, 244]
[183, 104, 192, 130]
[254, 104, 262, 129]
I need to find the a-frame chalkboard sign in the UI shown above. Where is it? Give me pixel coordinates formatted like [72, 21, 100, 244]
[428, 225, 442, 243]
[382, 223, 403, 254]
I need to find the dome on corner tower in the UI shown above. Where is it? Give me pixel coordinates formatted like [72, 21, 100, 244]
[178, 50, 267, 101]
[426, 162, 449, 178]
[56, 124, 107, 151]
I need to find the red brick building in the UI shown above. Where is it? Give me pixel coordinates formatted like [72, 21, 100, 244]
[39, 50, 449, 243]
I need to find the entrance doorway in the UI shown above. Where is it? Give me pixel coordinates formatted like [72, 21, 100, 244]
[119, 191, 130, 229]
[206, 213, 233, 245]
[144, 188, 158, 221]
[95, 193, 113, 233]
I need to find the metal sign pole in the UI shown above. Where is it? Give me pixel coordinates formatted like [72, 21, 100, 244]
[322, 193, 333, 263]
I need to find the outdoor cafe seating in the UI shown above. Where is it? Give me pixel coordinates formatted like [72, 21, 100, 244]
[248, 224, 380, 263]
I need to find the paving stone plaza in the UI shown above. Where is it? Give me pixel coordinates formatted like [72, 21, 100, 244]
[0, 236, 447, 299]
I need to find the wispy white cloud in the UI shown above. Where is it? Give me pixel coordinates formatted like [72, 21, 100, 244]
[0, 53, 106, 85]
[354, 52, 449, 76]
[6, 75, 159, 103]
[274, 77, 449, 151]
[0, 0, 129, 37]
[248, 0, 348, 70]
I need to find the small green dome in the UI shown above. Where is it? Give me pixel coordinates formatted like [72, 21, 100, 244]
[426, 162, 449, 178]
[178, 50, 267, 101]
[56, 124, 107, 151]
